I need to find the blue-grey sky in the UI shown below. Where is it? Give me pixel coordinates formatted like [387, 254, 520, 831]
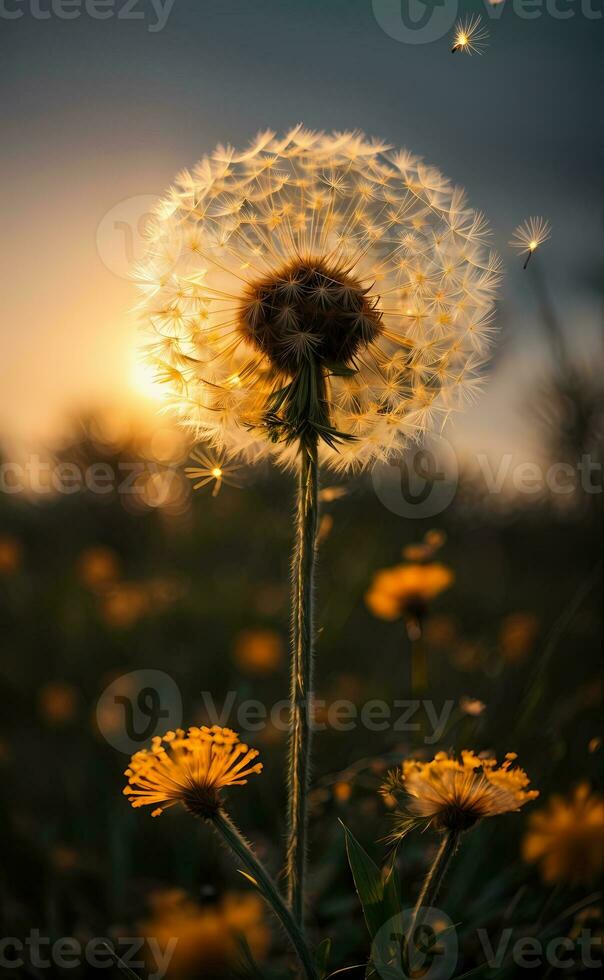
[1, 0, 603, 451]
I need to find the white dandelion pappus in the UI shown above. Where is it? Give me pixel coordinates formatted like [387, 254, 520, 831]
[136, 127, 501, 473]
[509, 217, 552, 269]
[451, 15, 489, 56]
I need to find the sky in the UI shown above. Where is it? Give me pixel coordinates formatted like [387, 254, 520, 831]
[1, 0, 603, 457]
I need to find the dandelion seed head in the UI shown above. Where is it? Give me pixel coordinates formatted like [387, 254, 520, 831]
[137, 128, 500, 472]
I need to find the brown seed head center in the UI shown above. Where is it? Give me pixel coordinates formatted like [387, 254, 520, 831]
[238, 258, 382, 375]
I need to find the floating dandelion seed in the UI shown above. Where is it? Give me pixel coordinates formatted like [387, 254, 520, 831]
[136, 127, 501, 474]
[184, 448, 241, 495]
[510, 217, 552, 269]
[451, 15, 489, 56]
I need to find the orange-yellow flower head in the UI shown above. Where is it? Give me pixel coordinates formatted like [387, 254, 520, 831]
[523, 784, 604, 886]
[366, 562, 454, 622]
[382, 750, 538, 836]
[123, 726, 262, 819]
[136, 127, 500, 473]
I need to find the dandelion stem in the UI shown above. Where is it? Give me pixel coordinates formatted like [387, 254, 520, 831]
[286, 437, 319, 927]
[407, 830, 461, 963]
[211, 809, 318, 980]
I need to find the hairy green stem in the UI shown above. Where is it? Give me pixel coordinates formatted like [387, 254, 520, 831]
[286, 439, 319, 927]
[211, 809, 317, 980]
[406, 830, 461, 968]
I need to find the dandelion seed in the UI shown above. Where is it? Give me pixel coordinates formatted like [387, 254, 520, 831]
[451, 15, 489, 56]
[184, 448, 241, 496]
[509, 216, 551, 269]
[123, 725, 263, 819]
[382, 750, 538, 838]
[136, 128, 500, 474]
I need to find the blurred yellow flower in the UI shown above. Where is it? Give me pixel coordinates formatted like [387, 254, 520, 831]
[101, 584, 149, 628]
[366, 562, 454, 622]
[403, 529, 447, 562]
[459, 696, 486, 716]
[499, 612, 539, 663]
[39, 682, 79, 726]
[523, 784, 604, 887]
[333, 781, 352, 803]
[424, 614, 457, 648]
[124, 725, 262, 818]
[383, 750, 538, 836]
[233, 628, 284, 674]
[139, 889, 270, 979]
[0, 536, 21, 576]
[78, 546, 120, 591]
[316, 513, 334, 546]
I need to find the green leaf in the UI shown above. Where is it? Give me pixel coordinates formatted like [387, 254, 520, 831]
[340, 820, 387, 940]
[238, 869, 260, 889]
[235, 934, 266, 979]
[315, 937, 332, 978]
[323, 362, 358, 377]
[326, 967, 367, 978]
[100, 943, 143, 979]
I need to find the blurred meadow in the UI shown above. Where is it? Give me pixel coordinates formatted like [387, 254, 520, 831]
[1, 2, 603, 979]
